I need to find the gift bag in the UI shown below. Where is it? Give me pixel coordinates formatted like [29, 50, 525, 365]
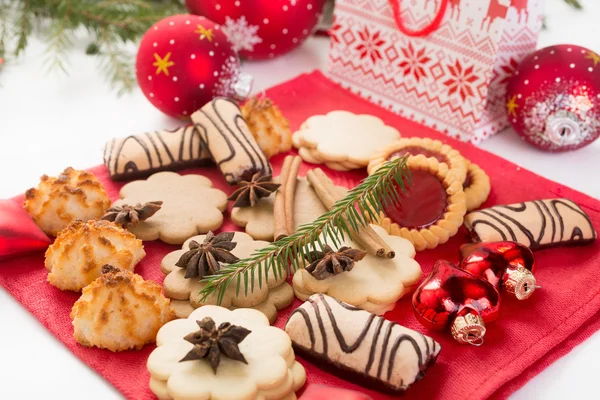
[327, 0, 544, 143]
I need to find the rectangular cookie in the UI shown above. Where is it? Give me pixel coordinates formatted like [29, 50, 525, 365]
[192, 97, 272, 185]
[464, 198, 596, 249]
[285, 294, 440, 394]
[104, 126, 212, 181]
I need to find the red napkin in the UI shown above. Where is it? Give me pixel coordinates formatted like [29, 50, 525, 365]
[1, 71, 599, 400]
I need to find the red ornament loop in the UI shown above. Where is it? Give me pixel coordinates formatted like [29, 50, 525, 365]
[389, 0, 449, 37]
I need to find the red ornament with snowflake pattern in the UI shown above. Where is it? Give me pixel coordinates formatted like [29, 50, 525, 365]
[185, 0, 325, 60]
[506, 44, 600, 152]
[136, 14, 244, 119]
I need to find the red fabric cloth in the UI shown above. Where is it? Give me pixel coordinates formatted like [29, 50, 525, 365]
[1, 71, 599, 400]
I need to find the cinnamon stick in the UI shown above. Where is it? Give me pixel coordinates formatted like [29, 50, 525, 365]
[307, 168, 395, 258]
[284, 156, 302, 233]
[274, 155, 294, 240]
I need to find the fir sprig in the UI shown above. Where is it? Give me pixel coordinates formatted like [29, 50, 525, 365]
[199, 157, 411, 304]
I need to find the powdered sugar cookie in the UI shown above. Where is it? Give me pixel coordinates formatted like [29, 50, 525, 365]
[231, 177, 347, 241]
[292, 225, 421, 315]
[160, 232, 293, 323]
[114, 172, 228, 244]
[293, 111, 400, 167]
[147, 306, 305, 400]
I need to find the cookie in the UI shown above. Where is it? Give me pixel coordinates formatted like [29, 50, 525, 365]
[367, 137, 468, 183]
[285, 294, 441, 394]
[114, 172, 228, 244]
[464, 198, 596, 249]
[462, 160, 491, 211]
[376, 155, 467, 251]
[192, 97, 272, 185]
[45, 220, 145, 291]
[24, 167, 111, 236]
[292, 224, 421, 315]
[231, 177, 347, 241]
[147, 306, 306, 399]
[71, 265, 174, 352]
[241, 97, 292, 158]
[103, 126, 212, 181]
[160, 232, 294, 323]
[292, 111, 400, 167]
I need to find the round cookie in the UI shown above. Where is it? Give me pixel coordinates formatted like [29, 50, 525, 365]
[463, 160, 491, 211]
[293, 111, 401, 167]
[376, 155, 467, 251]
[231, 177, 348, 241]
[368, 137, 467, 183]
[114, 172, 228, 244]
[160, 232, 294, 323]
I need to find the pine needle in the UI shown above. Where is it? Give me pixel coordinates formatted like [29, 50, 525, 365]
[198, 157, 411, 303]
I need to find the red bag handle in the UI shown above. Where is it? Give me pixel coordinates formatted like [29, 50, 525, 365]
[390, 0, 449, 37]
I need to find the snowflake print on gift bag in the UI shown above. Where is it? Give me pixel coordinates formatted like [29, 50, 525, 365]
[185, 0, 326, 60]
[327, 0, 545, 143]
[136, 15, 251, 119]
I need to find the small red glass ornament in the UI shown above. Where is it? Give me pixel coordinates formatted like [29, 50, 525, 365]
[185, 0, 326, 60]
[136, 14, 251, 119]
[412, 260, 501, 346]
[0, 199, 51, 261]
[459, 241, 539, 300]
[506, 44, 600, 151]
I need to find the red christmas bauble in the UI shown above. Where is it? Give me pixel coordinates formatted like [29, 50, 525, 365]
[185, 0, 326, 60]
[412, 260, 501, 345]
[506, 44, 600, 152]
[136, 14, 247, 118]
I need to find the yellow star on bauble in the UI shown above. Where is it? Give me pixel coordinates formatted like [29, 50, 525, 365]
[153, 52, 175, 76]
[194, 25, 213, 42]
[506, 95, 519, 118]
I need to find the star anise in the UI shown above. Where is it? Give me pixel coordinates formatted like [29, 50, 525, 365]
[180, 317, 251, 374]
[175, 231, 240, 279]
[228, 172, 280, 208]
[305, 245, 367, 280]
[100, 201, 163, 230]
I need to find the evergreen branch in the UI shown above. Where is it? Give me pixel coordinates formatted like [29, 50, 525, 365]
[13, 0, 32, 56]
[97, 28, 136, 95]
[44, 17, 73, 75]
[199, 157, 411, 304]
[564, 0, 583, 10]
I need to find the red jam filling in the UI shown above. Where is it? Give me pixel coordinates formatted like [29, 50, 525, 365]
[388, 146, 447, 163]
[463, 171, 472, 189]
[383, 170, 448, 229]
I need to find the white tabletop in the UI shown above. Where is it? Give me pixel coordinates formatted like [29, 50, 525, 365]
[1, 1, 599, 399]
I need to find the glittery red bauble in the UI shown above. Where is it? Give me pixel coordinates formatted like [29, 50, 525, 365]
[412, 260, 501, 341]
[136, 14, 243, 118]
[0, 199, 51, 261]
[506, 44, 600, 152]
[459, 242, 538, 300]
[185, 0, 326, 60]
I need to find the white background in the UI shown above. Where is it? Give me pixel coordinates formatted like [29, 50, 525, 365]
[1, 0, 599, 399]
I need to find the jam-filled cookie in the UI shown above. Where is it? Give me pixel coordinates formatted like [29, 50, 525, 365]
[376, 155, 467, 251]
[462, 160, 491, 211]
[368, 137, 467, 183]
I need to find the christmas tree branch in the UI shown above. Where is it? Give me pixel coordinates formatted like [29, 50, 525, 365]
[199, 157, 411, 304]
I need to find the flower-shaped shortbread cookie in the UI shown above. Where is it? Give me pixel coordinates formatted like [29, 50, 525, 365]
[293, 111, 401, 168]
[231, 177, 347, 241]
[293, 225, 421, 315]
[147, 306, 306, 400]
[161, 232, 294, 323]
[462, 160, 491, 211]
[114, 172, 228, 244]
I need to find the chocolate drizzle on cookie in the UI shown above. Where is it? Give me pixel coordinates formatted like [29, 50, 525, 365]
[180, 317, 251, 374]
[175, 232, 240, 279]
[466, 198, 596, 249]
[286, 294, 440, 394]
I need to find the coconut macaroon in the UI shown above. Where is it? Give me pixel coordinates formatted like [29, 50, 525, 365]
[45, 219, 145, 291]
[71, 265, 174, 352]
[24, 167, 111, 236]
